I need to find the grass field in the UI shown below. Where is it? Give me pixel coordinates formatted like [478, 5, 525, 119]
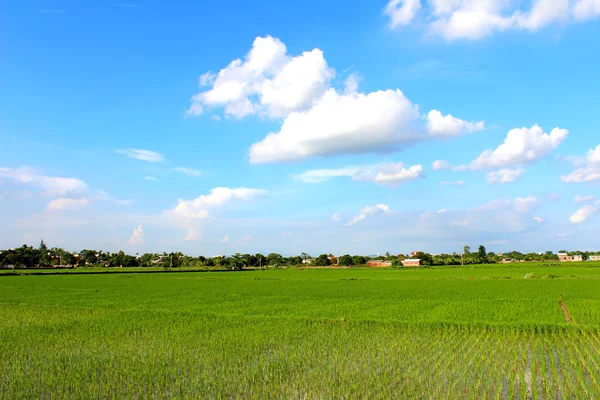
[1, 266, 600, 398]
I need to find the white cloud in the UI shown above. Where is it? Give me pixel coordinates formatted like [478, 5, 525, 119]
[46, 198, 89, 211]
[0, 167, 89, 197]
[426, 110, 484, 137]
[574, 195, 596, 203]
[129, 225, 144, 244]
[143, 176, 158, 181]
[220, 235, 229, 243]
[346, 204, 391, 226]
[173, 167, 202, 177]
[344, 73, 360, 94]
[384, 0, 422, 28]
[562, 145, 600, 183]
[432, 160, 467, 171]
[281, 232, 293, 238]
[471, 125, 567, 170]
[354, 163, 424, 185]
[116, 149, 165, 163]
[168, 187, 267, 220]
[570, 205, 598, 224]
[486, 168, 525, 184]
[573, 0, 600, 20]
[241, 235, 252, 242]
[533, 216, 544, 223]
[187, 36, 334, 119]
[249, 89, 424, 163]
[295, 162, 423, 185]
[439, 180, 466, 185]
[385, 0, 596, 40]
[190, 36, 482, 164]
[331, 212, 342, 222]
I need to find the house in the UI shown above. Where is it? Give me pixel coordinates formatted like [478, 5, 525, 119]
[500, 258, 518, 264]
[558, 253, 573, 262]
[302, 258, 313, 265]
[366, 260, 392, 267]
[573, 255, 584, 262]
[401, 259, 422, 267]
[589, 255, 600, 261]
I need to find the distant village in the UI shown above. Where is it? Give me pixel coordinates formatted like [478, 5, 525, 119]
[1, 241, 600, 269]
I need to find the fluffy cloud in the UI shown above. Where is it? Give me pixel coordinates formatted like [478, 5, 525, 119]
[331, 213, 342, 222]
[168, 187, 267, 220]
[533, 216, 544, 223]
[426, 110, 484, 137]
[385, 0, 597, 40]
[486, 168, 525, 184]
[562, 145, 600, 183]
[294, 162, 423, 185]
[470, 125, 568, 170]
[570, 205, 598, 224]
[190, 36, 483, 164]
[573, 0, 600, 20]
[0, 167, 89, 197]
[249, 90, 480, 163]
[187, 36, 334, 119]
[129, 225, 144, 244]
[574, 195, 596, 203]
[46, 198, 89, 211]
[347, 204, 391, 226]
[116, 149, 165, 163]
[173, 167, 202, 177]
[220, 235, 229, 243]
[384, 0, 422, 28]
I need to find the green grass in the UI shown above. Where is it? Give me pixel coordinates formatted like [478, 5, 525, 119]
[1, 267, 600, 398]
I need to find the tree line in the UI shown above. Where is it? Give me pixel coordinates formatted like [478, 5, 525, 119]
[1, 241, 598, 270]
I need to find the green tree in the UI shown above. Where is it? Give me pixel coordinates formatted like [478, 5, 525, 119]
[463, 246, 471, 255]
[338, 254, 353, 266]
[255, 253, 267, 268]
[352, 255, 366, 266]
[229, 253, 244, 270]
[477, 245, 487, 263]
[267, 253, 283, 266]
[314, 254, 331, 266]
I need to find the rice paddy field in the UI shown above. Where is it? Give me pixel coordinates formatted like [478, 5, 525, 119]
[1, 265, 600, 399]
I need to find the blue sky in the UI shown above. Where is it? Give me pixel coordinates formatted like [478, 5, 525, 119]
[2, 0, 600, 256]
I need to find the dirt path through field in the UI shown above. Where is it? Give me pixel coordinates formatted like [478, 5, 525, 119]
[560, 299, 573, 323]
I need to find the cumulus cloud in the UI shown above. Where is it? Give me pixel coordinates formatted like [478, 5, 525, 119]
[116, 149, 165, 163]
[187, 36, 334, 119]
[46, 198, 89, 211]
[385, 0, 596, 40]
[486, 168, 525, 184]
[470, 125, 568, 170]
[0, 167, 89, 197]
[570, 205, 598, 224]
[295, 162, 423, 185]
[189, 36, 483, 164]
[562, 145, 600, 183]
[426, 110, 484, 137]
[533, 216, 544, 223]
[331, 212, 342, 222]
[168, 187, 267, 220]
[346, 204, 391, 226]
[173, 167, 202, 177]
[129, 225, 144, 244]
